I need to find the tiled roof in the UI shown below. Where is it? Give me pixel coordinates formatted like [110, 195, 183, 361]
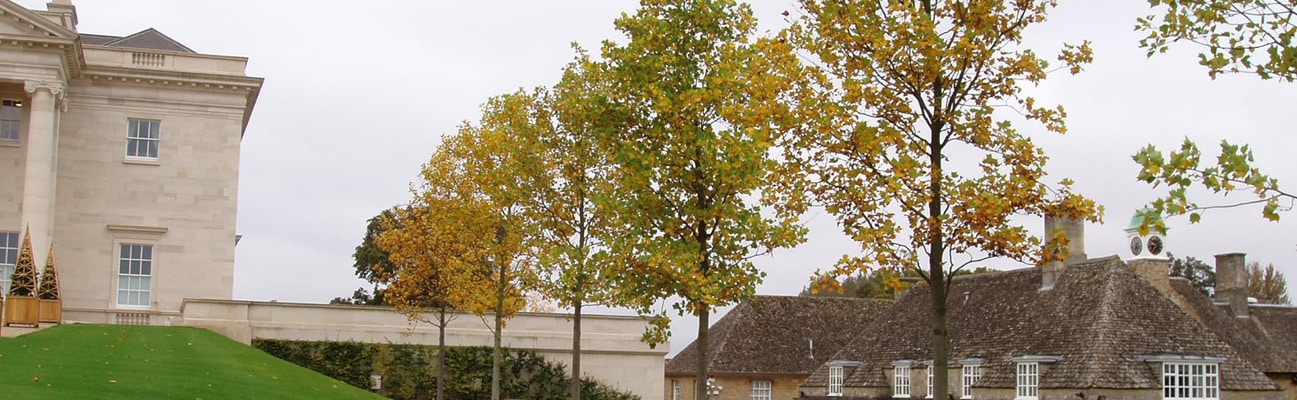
[801, 257, 1278, 392]
[81, 28, 194, 53]
[1170, 278, 1297, 374]
[79, 33, 118, 46]
[666, 295, 892, 376]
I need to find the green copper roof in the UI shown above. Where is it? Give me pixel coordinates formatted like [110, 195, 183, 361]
[1127, 208, 1167, 233]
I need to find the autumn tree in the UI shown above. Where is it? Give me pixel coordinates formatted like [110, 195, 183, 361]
[380, 91, 543, 400]
[595, 1, 806, 398]
[1247, 261, 1291, 304]
[802, 269, 905, 299]
[800, 272, 894, 298]
[446, 90, 544, 400]
[523, 51, 622, 400]
[774, 1, 1101, 398]
[798, 267, 994, 299]
[1131, 1, 1295, 230]
[376, 189, 491, 400]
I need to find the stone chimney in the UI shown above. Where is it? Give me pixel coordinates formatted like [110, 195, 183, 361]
[1214, 253, 1249, 318]
[47, 0, 78, 28]
[1129, 258, 1172, 298]
[1041, 216, 1085, 289]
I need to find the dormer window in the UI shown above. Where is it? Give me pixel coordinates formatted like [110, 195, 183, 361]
[1142, 356, 1223, 400]
[1012, 356, 1061, 400]
[960, 358, 984, 399]
[825, 360, 860, 397]
[897, 366, 918, 397]
[1162, 362, 1218, 400]
[926, 365, 934, 399]
[828, 365, 844, 397]
[893, 363, 912, 398]
[1015, 362, 1038, 400]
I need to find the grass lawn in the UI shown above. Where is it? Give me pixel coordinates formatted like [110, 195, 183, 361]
[0, 323, 384, 399]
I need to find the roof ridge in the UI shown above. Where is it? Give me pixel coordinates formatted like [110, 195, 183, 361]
[1073, 262, 1123, 387]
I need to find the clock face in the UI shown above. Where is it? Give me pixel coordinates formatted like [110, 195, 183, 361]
[1148, 235, 1164, 255]
[1130, 236, 1143, 256]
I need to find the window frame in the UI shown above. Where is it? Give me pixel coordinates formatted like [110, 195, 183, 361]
[1015, 362, 1039, 400]
[961, 364, 982, 399]
[115, 242, 155, 309]
[125, 118, 161, 161]
[828, 365, 845, 397]
[926, 364, 935, 398]
[895, 365, 912, 398]
[0, 231, 18, 295]
[672, 379, 680, 400]
[1, 99, 22, 142]
[1162, 362, 1219, 400]
[750, 380, 772, 400]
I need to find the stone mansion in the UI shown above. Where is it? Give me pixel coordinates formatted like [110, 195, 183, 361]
[0, 0, 261, 324]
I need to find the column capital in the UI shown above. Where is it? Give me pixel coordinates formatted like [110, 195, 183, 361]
[24, 80, 65, 96]
[24, 80, 68, 112]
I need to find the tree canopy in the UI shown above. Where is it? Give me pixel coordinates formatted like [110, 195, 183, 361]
[774, 0, 1102, 397]
[1248, 261, 1291, 304]
[1138, 0, 1297, 81]
[593, 1, 806, 398]
[1132, 139, 1293, 233]
[331, 209, 400, 306]
[1168, 252, 1216, 297]
[1132, 1, 1295, 231]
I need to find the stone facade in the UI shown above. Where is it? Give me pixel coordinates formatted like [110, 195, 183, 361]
[182, 299, 668, 400]
[665, 376, 804, 400]
[0, 1, 260, 324]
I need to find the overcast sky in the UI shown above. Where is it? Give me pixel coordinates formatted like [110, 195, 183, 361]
[44, 0, 1296, 357]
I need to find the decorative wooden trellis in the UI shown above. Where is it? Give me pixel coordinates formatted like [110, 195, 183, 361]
[38, 245, 62, 324]
[5, 227, 39, 327]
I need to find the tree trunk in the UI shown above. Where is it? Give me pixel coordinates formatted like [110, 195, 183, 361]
[927, 96, 949, 400]
[931, 265, 949, 400]
[437, 308, 447, 400]
[492, 271, 505, 400]
[571, 302, 583, 400]
[693, 306, 709, 400]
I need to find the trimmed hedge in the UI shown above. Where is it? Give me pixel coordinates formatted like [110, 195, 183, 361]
[253, 339, 640, 400]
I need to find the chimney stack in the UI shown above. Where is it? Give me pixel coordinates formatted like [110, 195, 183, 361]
[1214, 253, 1249, 318]
[46, 1, 78, 28]
[1041, 216, 1086, 289]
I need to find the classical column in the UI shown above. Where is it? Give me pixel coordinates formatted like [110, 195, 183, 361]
[20, 80, 64, 269]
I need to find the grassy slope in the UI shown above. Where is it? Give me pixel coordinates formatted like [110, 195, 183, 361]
[0, 324, 383, 399]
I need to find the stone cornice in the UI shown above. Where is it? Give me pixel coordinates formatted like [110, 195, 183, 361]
[80, 66, 262, 135]
[0, 37, 83, 79]
[81, 67, 263, 92]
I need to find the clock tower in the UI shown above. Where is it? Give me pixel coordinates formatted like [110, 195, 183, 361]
[1125, 208, 1167, 260]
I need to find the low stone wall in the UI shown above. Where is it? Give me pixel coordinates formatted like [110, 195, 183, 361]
[181, 299, 666, 400]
